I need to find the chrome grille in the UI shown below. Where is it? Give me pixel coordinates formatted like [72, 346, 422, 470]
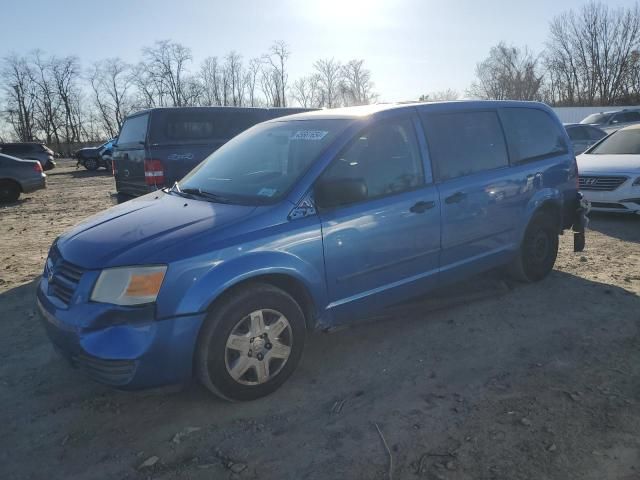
[579, 175, 627, 191]
[47, 247, 84, 306]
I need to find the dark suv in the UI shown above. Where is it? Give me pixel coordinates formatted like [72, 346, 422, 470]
[0, 143, 56, 170]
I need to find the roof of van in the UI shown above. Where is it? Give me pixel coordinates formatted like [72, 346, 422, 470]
[267, 100, 553, 121]
[126, 106, 314, 116]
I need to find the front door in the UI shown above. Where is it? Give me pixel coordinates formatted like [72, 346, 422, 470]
[317, 115, 441, 323]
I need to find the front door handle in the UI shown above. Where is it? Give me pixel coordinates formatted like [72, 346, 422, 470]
[444, 191, 467, 204]
[410, 200, 436, 213]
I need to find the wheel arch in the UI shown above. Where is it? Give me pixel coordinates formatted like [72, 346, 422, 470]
[206, 273, 319, 332]
[0, 177, 23, 192]
[521, 190, 563, 243]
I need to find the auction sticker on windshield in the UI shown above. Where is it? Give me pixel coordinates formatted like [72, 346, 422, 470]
[290, 130, 328, 141]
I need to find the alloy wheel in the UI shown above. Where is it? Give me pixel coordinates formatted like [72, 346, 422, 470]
[224, 309, 293, 385]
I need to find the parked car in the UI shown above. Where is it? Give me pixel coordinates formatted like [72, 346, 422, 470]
[580, 108, 640, 133]
[0, 153, 46, 202]
[564, 123, 607, 154]
[577, 123, 640, 214]
[112, 107, 312, 200]
[0, 142, 56, 170]
[74, 138, 116, 171]
[37, 101, 587, 401]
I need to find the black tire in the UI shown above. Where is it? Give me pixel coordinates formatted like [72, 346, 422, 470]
[83, 158, 99, 171]
[196, 283, 306, 401]
[509, 212, 559, 282]
[0, 180, 20, 202]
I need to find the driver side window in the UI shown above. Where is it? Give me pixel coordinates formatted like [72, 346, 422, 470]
[318, 117, 424, 206]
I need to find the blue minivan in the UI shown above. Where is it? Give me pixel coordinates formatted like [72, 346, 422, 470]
[37, 101, 587, 401]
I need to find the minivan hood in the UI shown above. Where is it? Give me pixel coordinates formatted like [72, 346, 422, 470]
[57, 192, 256, 269]
[577, 153, 640, 174]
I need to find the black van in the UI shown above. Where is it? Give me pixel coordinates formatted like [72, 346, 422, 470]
[112, 107, 312, 198]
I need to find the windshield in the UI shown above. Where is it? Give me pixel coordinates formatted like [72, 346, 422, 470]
[588, 129, 640, 154]
[581, 113, 611, 125]
[179, 119, 348, 204]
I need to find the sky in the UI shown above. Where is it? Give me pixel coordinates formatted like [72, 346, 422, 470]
[2, 0, 636, 102]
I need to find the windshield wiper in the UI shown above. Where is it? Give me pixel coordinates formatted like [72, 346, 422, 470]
[180, 187, 232, 204]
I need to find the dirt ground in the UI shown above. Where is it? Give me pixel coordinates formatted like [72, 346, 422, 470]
[1, 160, 639, 480]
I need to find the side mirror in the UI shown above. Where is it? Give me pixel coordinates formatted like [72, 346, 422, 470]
[315, 178, 367, 209]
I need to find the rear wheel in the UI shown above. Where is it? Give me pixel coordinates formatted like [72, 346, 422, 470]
[509, 212, 559, 282]
[196, 283, 306, 401]
[83, 158, 98, 171]
[0, 180, 20, 202]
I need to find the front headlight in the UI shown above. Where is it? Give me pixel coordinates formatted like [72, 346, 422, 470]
[91, 266, 167, 306]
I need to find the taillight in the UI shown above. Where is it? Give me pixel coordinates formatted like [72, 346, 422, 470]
[33, 162, 43, 173]
[144, 159, 165, 186]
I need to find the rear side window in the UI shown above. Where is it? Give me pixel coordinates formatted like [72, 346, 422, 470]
[587, 127, 606, 141]
[2, 145, 26, 154]
[118, 114, 149, 145]
[612, 111, 640, 124]
[500, 108, 567, 164]
[421, 111, 509, 181]
[149, 110, 267, 144]
[567, 126, 589, 141]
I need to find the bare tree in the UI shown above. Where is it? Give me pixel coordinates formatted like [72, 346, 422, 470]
[262, 41, 290, 107]
[140, 40, 194, 107]
[291, 75, 321, 107]
[1, 53, 37, 141]
[313, 58, 342, 108]
[339, 59, 377, 106]
[89, 58, 133, 137]
[51, 55, 83, 144]
[224, 51, 244, 106]
[545, 1, 640, 105]
[200, 56, 223, 106]
[245, 58, 262, 107]
[260, 65, 281, 107]
[0, 40, 391, 140]
[30, 51, 62, 145]
[468, 43, 543, 100]
[418, 89, 460, 102]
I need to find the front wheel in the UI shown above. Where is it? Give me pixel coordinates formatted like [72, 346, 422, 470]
[83, 158, 99, 171]
[509, 212, 559, 282]
[196, 283, 306, 401]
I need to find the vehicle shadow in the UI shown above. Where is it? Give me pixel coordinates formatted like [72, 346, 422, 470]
[67, 169, 112, 179]
[0, 197, 32, 208]
[588, 212, 640, 243]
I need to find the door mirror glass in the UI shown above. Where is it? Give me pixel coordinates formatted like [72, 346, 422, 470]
[315, 178, 368, 209]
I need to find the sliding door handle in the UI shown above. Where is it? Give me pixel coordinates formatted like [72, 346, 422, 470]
[445, 191, 467, 204]
[410, 200, 436, 213]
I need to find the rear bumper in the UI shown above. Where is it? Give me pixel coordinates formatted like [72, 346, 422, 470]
[36, 280, 206, 389]
[115, 178, 155, 198]
[21, 175, 46, 193]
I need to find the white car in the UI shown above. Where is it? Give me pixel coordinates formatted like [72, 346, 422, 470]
[577, 124, 640, 214]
